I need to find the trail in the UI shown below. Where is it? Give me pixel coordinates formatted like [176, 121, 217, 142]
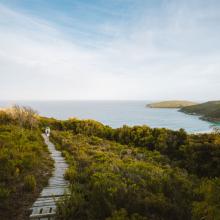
[29, 134, 69, 220]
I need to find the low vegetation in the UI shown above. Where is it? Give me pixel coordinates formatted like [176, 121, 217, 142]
[40, 117, 220, 177]
[0, 107, 53, 220]
[180, 101, 220, 122]
[1, 106, 220, 219]
[39, 117, 220, 219]
[53, 132, 194, 220]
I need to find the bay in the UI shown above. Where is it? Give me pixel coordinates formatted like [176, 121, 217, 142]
[0, 100, 218, 133]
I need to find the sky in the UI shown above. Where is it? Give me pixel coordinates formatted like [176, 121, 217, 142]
[0, 0, 219, 100]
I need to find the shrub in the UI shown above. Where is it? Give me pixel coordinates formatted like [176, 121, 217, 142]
[64, 167, 77, 182]
[0, 186, 10, 200]
[192, 178, 220, 219]
[107, 209, 148, 220]
[23, 175, 36, 192]
[0, 111, 14, 124]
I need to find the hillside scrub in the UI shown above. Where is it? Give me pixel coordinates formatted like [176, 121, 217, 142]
[40, 117, 220, 178]
[52, 132, 195, 220]
[0, 109, 53, 220]
[50, 130, 220, 219]
[2, 107, 220, 219]
[180, 101, 220, 122]
[0, 105, 39, 129]
[39, 116, 220, 219]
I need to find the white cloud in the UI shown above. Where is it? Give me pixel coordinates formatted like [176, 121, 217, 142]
[0, 1, 219, 100]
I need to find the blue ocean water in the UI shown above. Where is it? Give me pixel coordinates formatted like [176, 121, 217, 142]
[0, 100, 218, 133]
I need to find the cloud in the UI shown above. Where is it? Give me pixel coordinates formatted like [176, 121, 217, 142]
[0, 1, 219, 100]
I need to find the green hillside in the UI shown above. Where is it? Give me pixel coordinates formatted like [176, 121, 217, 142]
[180, 101, 220, 122]
[147, 100, 197, 108]
[53, 132, 194, 220]
[40, 116, 220, 220]
[0, 108, 53, 220]
[1, 107, 220, 219]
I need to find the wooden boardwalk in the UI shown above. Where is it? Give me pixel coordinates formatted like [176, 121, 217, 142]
[29, 134, 69, 220]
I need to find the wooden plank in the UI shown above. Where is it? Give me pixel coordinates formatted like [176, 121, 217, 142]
[30, 212, 56, 219]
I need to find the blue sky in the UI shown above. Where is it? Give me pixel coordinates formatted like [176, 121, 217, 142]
[0, 0, 220, 100]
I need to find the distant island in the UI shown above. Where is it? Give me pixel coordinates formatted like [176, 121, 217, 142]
[146, 100, 198, 108]
[180, 101, 220, 122]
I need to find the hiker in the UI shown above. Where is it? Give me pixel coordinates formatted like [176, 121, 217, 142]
[45, 127, 50, 137]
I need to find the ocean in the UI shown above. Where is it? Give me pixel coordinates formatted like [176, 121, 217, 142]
[0, 100, 218, 133]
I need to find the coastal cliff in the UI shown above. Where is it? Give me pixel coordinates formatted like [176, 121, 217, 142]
[180, 101, 220, 122]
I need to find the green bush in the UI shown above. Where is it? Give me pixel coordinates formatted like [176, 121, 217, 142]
[64, 167, 77, 182]
[23, 175, 36, 192]
[107, 209, 148, 220]
[0, 186, 10, 200]
[192, 178, 220, 219]
[0, 111, 14, 125]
